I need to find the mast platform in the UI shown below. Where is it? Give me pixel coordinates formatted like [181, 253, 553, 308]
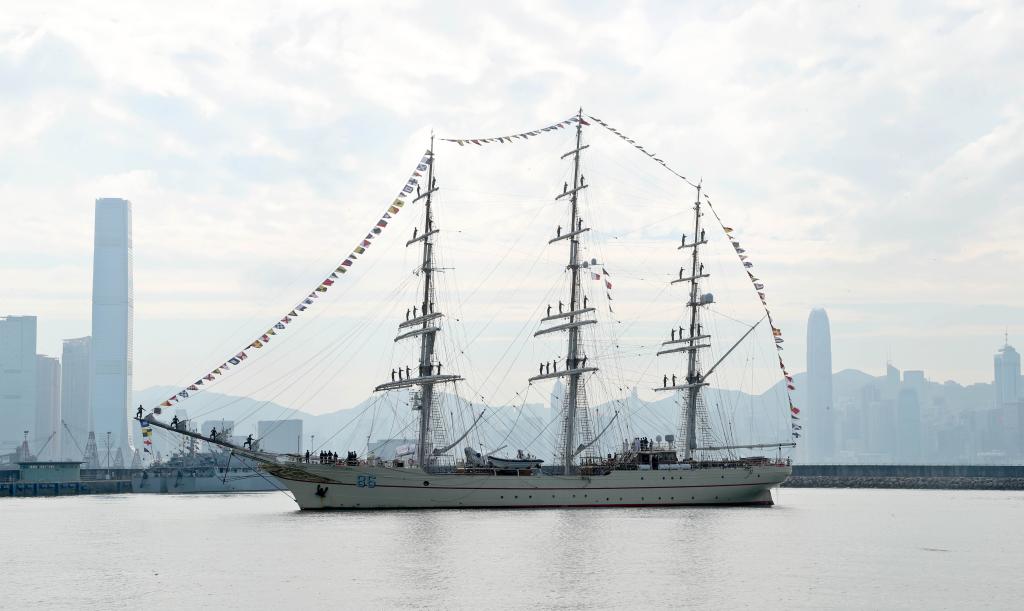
[653, 381, 709, 392]
[541, 307, 595, 322]
[534, 319, 597, 337]
[407, 229, 439, 246]
[394, 327, 439, 342]
[679, 239, 708, 250]
[413, 187, 438, 203]
[555, 184, 588, 200]
[549, 227, 590, 244]
[657, 344, 711, 356]
[399, 312, 443, 329]
[661, 334, 710, 346]
[374, 374, 463, 392]
[528, 366, 598, 383]
[560, 144, 589, 159]
[671, 273, 709, 284]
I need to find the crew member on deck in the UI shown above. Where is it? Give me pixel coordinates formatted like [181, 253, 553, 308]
[210, 427, 218, 441]
[136, 405, 144, 419]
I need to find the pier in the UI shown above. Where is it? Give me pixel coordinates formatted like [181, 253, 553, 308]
[783, 464, 1024, 490]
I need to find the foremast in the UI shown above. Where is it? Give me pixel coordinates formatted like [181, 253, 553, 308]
[655, 184, 710, 460]
[374, 137, 462, 470]
[529, 109, 598, 474]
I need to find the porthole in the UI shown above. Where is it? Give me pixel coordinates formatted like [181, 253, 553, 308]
[423, 481, 430, 486]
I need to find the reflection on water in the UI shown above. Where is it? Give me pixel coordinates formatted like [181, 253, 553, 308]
[1, 489, 1022, 610]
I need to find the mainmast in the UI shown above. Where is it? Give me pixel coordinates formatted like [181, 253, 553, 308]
[530, 109, 598, 474]
[374, 137, 462, 470]
[655, 184, 710, 460]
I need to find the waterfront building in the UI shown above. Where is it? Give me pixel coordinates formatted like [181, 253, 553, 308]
[257, 419, 303, 453]
[90, 198, 135, 460]
[0, 316, 38, 453]
[896, 388, 922, 462]
[60, 337, 92, 458]
[807, 308, 834, 461]
[995, 339, 1021, 409]
[34, 356, 61, 460]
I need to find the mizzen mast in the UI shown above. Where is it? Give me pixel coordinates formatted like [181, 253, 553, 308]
[529, 109, 598, 474]
[374, 137, 462, 470]
[655, 184, 710, 460]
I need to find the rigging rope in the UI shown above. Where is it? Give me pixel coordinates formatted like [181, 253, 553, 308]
[144, 151, 434, 418]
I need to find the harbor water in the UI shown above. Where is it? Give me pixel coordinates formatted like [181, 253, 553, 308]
[1, 488, 1021, 609]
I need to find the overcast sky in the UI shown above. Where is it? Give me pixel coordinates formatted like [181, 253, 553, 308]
[1, 1, 1021, 414]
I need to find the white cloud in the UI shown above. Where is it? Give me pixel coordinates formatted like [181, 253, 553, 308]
[1, 1, 1021, 411]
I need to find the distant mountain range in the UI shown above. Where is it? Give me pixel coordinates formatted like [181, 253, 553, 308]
[136, 368, 994, 462]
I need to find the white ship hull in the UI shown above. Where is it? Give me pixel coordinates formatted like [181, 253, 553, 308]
[265, 463, 791, 510]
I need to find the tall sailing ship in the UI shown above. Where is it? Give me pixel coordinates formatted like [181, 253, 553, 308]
[146, 110, 794, 509]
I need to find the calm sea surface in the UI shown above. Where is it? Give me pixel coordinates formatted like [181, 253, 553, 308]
[1, 488, 1022, 610]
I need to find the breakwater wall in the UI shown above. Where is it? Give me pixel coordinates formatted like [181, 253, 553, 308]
[784, 465, 1024, 490]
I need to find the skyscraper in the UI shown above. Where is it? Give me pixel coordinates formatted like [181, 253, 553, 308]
[806, 308, 834, 461]
[91, 198, 134, 459]
[0, 316, 37, 453]
[995, 339, 1021, 409]
[34, 355, 61, 460]
[60, 336, 92, 458]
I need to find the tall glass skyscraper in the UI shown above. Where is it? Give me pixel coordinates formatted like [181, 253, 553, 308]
[995, 340, 1020, 409]
[91, 198, 134, 458]
[0, 315, 37, 453]
[34, 355, 61, 460]
[60, 336, 92, 457]
[806, 308, 834, 461]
